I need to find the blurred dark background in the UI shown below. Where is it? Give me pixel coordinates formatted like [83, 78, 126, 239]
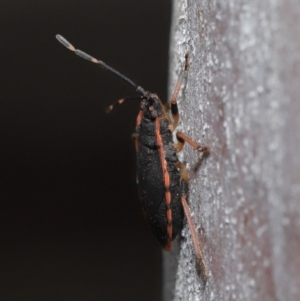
[0, 1, 171, 300]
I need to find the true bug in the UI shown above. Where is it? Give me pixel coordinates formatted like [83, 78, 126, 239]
[56, 35, 210, 279]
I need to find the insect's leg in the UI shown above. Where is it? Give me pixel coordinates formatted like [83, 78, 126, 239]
[169, 53, 190, 129]
[176, 161, 208, 281]
[106, 96, 145, 113]
[132, 133, 139, 152]
[174, 132, 210, 153]
[176, 161, 189, 181]
[132, 132, 139, 185]
[132, 110, 144, 152]
[163, 103, 171, 111]
[181, 191, 208, 281]
[132, 110, 144, 183]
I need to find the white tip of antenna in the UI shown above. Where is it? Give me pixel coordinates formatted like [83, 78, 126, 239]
[56, 34, 76, 52]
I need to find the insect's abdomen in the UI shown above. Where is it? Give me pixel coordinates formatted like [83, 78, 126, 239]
[136, 119, 184, 248]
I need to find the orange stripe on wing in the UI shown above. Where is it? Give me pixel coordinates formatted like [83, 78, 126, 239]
[155, 118, 172, 251]
[136, 110, 144, 128]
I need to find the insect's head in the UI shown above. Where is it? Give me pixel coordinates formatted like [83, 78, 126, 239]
[140, 93, 163, 120]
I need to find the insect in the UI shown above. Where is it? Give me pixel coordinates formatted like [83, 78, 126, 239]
[56, 35, 210, 279]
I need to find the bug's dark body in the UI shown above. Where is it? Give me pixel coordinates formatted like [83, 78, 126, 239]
[55, 34, 208, 277]
[136, 95, 185, 250]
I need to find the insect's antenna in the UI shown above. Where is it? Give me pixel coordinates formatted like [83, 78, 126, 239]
[56, 35, 146, 95]
[106, 95, 146, 113]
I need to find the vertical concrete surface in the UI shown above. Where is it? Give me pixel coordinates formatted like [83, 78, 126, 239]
[164, 0, 300, 300]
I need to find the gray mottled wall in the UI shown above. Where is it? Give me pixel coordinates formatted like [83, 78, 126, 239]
[164, 0, 300, 300]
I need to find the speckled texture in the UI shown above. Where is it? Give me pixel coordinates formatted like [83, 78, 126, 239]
[164, 0, 300, 300]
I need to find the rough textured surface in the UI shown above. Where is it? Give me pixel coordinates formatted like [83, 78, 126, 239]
[164, 0, 300, 300]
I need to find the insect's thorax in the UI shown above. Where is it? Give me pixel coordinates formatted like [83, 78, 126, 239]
[139, 93, 170, 121]
[136, 107, 180, 188]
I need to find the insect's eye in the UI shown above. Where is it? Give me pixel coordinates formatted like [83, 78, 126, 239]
[144, 99, 154, 110]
